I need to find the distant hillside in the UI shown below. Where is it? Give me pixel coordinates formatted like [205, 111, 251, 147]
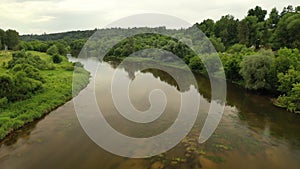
[21, 29, 97, 41]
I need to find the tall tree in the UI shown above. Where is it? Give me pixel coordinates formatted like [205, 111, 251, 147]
[0, 29, 6, 50]
[214, 15, 239, 48]
[267, 8, 280, 29]
[247, 6, 267, 22]
[296, 6, 300, 13]
[238, 16, 259, 48]
[197, 19, 215, 37]
[5, 29, 19, 50]
[272, 13, 300, 50]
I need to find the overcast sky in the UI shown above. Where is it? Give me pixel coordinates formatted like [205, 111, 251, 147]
[0, 0, 298, 35]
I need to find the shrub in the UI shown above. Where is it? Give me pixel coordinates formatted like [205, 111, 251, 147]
[52, 54, 63, 64]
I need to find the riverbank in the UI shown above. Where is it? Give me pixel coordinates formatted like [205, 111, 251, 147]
[104, 54, 299, 113]
[0, 51, 90, 140]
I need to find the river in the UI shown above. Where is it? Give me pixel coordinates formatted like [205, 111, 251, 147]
[0, 58, 299, 169]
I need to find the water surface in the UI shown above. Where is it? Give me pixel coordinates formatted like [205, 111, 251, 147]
[0, 59, 299, 169]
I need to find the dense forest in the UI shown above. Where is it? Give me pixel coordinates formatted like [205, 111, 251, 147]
[1, 5, 299, 114]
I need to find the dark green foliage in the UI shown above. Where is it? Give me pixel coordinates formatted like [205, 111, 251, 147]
[214, 15, 239, 48]
[70, 39, 86, 57]
[21, 29, 96, 41]
[197, 19, 215, 37]
[0, 75, 14, 99]
[5, 29, 20, 50]
[266, 8, 280, 29]
[189, 56, 204, 72]
[247, 6, 267, 22]
[238, 16, 259, 48]
[220, 53, 243, 81]
[52, 54, 63, 63]
[0, 28, 20, 50]
[0, 29, 6, 50]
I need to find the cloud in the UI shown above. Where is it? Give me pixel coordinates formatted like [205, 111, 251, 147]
[0, 0, 299, 34]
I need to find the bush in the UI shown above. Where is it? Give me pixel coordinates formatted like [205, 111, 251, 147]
[52, 54, 63, 64]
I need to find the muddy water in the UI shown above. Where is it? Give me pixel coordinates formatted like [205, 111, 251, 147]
[0, 59, 299, 169]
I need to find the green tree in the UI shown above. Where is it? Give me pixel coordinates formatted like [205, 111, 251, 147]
[55, 42, 68, 56]
[277, 83, 300, 112]
[272, 13, 300, 50]
[209, 36, 225, 52]
[189, 56, 204, 72]
[52, 54, 63, 64]
[227, 44, 254, 55]
[238, 16, 259, 48]
[266, 8, 280, 29]
[277, 68, 300, 94]
[5, 29, 19, 50]
[46, 45, 59, 56]
[239, 51, 274, 90]
[0, 29, 6, 50]
[70, 39, 86, 57]
[197, 19, 215, 37]
[247, 6, 267, 22]
[296, 6, 300, 13]
[214, 15, 239, 48]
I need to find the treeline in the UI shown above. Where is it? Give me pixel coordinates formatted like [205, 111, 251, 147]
[21, 29, 96, 41]
[19, 5, 300, 54]
[219, 46, 300, 112]
[197, 5, 300, 51]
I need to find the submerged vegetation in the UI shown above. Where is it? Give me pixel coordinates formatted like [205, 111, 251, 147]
[0, 50, 89, 140]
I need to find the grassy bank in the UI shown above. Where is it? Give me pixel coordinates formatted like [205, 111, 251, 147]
[0, 51, 90, 140]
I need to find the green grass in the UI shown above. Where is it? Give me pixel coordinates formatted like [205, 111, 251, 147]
[0, 51, 90, 140]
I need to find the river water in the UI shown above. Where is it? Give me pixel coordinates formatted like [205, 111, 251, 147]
[0, 58, 299, 169]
